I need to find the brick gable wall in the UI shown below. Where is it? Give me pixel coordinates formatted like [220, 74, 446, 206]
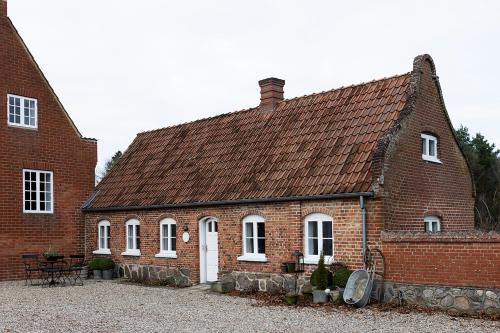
[0, 14, 97, 280]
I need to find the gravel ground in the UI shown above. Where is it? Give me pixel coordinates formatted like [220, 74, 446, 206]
[0, 281, 498, 333]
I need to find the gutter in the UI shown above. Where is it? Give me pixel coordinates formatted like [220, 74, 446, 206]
[82, 191, 374, 212]
[360, 195, 367, 269]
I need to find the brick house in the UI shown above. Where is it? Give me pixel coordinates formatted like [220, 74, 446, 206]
[83, 51, 500, 304]
[0, 1, 97, 280]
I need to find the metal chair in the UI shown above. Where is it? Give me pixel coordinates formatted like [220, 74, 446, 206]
[21, 254, 42, 286]
[41, 256, 66, 287]
[66, 255, 85, 286]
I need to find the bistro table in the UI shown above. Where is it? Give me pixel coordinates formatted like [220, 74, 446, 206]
[41, 256, 66, 287]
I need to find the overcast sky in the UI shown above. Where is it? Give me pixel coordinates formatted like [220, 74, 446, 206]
[8, 0, 500, 172]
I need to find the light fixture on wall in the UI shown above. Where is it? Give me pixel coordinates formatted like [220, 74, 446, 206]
[182, 224, 190, 243]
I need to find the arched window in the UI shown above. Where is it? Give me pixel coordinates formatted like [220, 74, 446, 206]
[155, 218, 177, 258]
[424, 216, 441, 233]
[304, 213, 333, 264]
[93, 220, 111, 254]
[122, 219, 140, 256]
[237, 215, 266, 262]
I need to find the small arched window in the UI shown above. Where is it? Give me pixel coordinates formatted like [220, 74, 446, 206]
[424, 216, 441, 233]
[304, 213, 333, 264]
[93, 220, 111, 254]
[155, 218, 177, 258]
[122, 219, 141, 256]
[421, 133, 440, 163]
[237, 215, 266, 262]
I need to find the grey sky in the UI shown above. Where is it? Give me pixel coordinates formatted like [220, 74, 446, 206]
[9, 0, 500, 172]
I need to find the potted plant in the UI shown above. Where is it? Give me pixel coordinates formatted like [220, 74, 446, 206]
[333, 266, 352, 296]
[43, 246, 60, 259]
[302, 283, 313, 302]
[101, 258, 115, 280]
[89, 258, 103, 280]
[311, 251, 330, 303]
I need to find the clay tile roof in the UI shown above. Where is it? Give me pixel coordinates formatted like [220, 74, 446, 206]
[85, 72, 412, 210]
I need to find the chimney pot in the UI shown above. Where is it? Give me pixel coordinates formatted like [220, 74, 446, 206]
[1, 0, 6, 17]
[259, 77, 285, 112]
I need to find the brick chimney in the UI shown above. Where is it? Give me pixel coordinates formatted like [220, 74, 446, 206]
[259, 77, 285, 112]
[1, 0, 6, 17]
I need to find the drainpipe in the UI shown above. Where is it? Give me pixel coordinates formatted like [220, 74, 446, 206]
[360, 196, 367, 269]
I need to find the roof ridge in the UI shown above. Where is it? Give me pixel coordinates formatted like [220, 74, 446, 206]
[138, 72, 410, 136]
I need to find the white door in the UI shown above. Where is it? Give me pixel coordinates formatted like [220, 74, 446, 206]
[205, 219, 219, 282]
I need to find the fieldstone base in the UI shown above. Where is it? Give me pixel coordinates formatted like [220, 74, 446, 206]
[381, 281, 500, 315]
[221, 271, 311, 294]
[119, 263, 192, 288]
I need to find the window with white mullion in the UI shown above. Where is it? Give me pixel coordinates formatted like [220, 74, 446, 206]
[157, 218, 177, 258]
[421, 133, 440, 162]
[23, 169, 53, 213]
[239, 215, 266, 261]
[123, 219, 140, 256]
[96, 220, 111, 253]
[304, 213, 334, 263]
[7, 94, 37, 128]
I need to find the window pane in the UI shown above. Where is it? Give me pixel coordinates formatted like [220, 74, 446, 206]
[429, 140, 436, 156]
[308, 238, 318, 255]
[422, 138, 427, 155]
[171, 224, 176, 239]
[308, 221, 318, 238]
[245, 222, 253, 237]
[99, 226, 105, 248]
[245, 238, 254, 253]
[323, 239, 333, 256]
[208, 222, 212, 232]
[171, 236, 176, 251]
[214, 221, 218, 232]
[322, 221, 332, 238]
[136, 225, 140, 249]
[257, 238, 265, 254]
[106, 226, 111, 248]
[257, 222, 265, 238]
[40, 202, 45, 211]
[162, 236, 168, 252]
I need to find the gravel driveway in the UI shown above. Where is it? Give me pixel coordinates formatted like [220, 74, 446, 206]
[0, 281, 498, 333]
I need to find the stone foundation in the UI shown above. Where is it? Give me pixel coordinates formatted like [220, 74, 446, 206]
[381, 282, 500, 315]
[221, 271, 311, 294]
[119, 264, 192, 287]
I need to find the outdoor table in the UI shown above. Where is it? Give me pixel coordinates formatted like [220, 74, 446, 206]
[41, 256, 66, 286]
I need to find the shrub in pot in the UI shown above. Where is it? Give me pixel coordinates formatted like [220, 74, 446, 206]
[333, 267, 352, 293]
[285, 291, 298, 305]
[89, 258, 104, 279]
[311, 251, 330, 303]
[101, 258, 115, 280]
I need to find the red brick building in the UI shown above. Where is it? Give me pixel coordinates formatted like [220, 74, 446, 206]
[0, 1, 97, 280]
[83, 51, 500, 308]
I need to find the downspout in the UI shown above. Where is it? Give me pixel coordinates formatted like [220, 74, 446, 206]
[360, 196, 367, 269]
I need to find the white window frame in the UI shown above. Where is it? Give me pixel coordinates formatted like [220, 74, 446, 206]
[237, 215, 267, 262]
[304, 213, 333, 264]
[421, 133, 441, 163]
[121, 219, 141, 256]
[424, 216, 441, 233]
[93, 220, 111, 255]
[155, 218, 177, 258]
[7, 94, 38, 129]
[22, 169, 53, 214]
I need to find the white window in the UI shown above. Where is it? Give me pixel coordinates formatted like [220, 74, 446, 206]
[155, 218, 177, 258]
[237, 215, 266, 262]
[304, 213, 333, 264]
[122, 219, 140, 256]
[23, 169, 53, 213]
[7, 94, 37, 129]
[421, 133, 440, 163]
[424, 216, 441, 233]
[93, 220, 111, 254]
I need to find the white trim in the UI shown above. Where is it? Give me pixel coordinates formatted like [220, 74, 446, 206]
[159, 217, 177, 255]
[121, 250, 141, 256]
[125, 218, 140, 253]
[237, 254, 268, 262]
[199, 216, 218, 284]
[97, 220, 111, 252]
[7, 94, 38, 129]
[421, 133, 441, 163]
[424, 216, 441, 233]
[22, 169, 53, 214]
[241, 215, 266, 258]
[304, 213, 334, 263]
[93, 249, 111, 255]
[155, 252, 178, 259]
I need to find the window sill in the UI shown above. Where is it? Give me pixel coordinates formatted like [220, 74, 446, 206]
[237, 254, 268, 262]
[155, 252, 177, 259]
[93, 249, 111, 255]
[304, 256, 332, 265]
[121, 250, 141, 257]
[422, 156, 442, 164]
[7, 123, 38, 130]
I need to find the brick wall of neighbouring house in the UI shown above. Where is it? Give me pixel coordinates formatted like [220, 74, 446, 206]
[84, 198, 382, 284]
[379, 56, 475, 232]
[0, 12, 97, 280]
[381, 232, 500, 288]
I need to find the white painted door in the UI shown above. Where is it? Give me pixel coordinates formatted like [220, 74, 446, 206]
[205, 219, 219, 282]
